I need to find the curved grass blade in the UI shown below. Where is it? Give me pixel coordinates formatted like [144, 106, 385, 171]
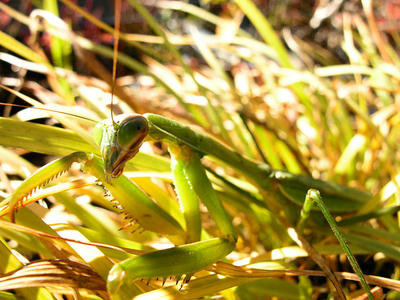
[0, 238, 54, 300]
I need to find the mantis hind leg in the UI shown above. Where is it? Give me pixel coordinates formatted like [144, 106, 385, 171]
[107, 238, 234, 298]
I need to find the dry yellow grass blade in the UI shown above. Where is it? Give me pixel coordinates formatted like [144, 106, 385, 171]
[0, 219, 145, 255]
[0, 259, 106, 291]
[210, 262, 400, 292]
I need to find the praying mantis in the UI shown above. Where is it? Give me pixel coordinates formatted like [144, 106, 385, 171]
[0, 94, 372, 299]
[0, 0, 379, 299]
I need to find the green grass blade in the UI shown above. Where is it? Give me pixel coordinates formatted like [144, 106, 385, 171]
[253, 127, 284, 169]
[334, 134, 368, 175]
[0, 31, 52, 69]
[0, 117, 96, 156]
[345, 231, 400, 264]
[338, 206, 400, 226]
[233, 0, 291, 68]
[305, 189, 373, 300]
[43, 0, 74, 103]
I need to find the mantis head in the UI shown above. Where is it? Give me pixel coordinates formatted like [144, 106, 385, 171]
[93, 114, 148, 182]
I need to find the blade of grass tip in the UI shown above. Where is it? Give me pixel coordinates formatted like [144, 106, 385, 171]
[289, 190, 345, 299]
[0, 85, 96, 147]
[306, 189, 374, 300]
[296, 190, 315, 232]
[0, 117, 97, 156]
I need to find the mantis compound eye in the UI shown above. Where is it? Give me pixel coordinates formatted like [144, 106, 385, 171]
[117, 115, 148, 149]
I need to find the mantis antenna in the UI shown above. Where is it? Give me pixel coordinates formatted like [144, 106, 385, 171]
[110, 0, 122, 127]
[0, 101, 96, 123]
[0, 83, 97, 123]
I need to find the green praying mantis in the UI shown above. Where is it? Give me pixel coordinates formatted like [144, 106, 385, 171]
[0, 95, 373, 298]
